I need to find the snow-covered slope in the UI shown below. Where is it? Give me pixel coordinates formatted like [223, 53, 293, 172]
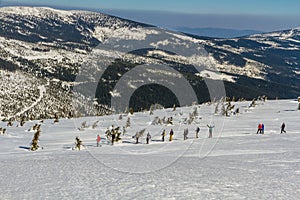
[0, 6, 299, 119]
[0, 99, 299, 199]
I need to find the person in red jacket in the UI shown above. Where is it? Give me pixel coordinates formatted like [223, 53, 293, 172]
[96, 134, 101, 147]
[257, 123, 262, 134]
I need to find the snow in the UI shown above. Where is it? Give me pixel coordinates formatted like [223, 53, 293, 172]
[93, 26, 160, 42]
[0, 100, 299, 199]
[0, 6, 73, 18]
[196, 70, 236, 83]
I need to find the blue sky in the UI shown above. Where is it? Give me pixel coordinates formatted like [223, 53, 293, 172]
[1, 0, 300, 31]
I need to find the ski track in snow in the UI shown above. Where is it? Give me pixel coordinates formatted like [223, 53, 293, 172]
[9, 85, 46, 119]
[0, 100, 299, 199]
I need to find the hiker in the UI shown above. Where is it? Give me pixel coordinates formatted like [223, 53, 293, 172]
[207, 124, 215, 138]
[281, 123, 286, 133]
[169, 129, 174, 141]
[196, 127, 200, 138]
[162, 129, 166, 142]
[75, 137, 82, 150]
[146, 132, 151, 144]
[111, 133, 115, 145]
[256, 123, 262, 134]
[183, 128, 188, 140]
[96, 134, 101, 147]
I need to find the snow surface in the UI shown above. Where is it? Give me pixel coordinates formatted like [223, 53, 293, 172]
[0, 100, 299, 199]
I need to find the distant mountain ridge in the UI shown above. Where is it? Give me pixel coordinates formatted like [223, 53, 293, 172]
[175, 27, 264, 38]
[0, 6, 299, 119]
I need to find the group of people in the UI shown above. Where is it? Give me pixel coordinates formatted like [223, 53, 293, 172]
[256, 122, 287, 134]
[77, 121, 287, 150]
[256, 123, 265, 134]
[182, 125, 214, 140]
[93, 125, 215, 147]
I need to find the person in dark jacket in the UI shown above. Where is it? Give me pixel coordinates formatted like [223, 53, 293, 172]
[281, 123, 286, 133]
[161, 129, 166, 142]
[146, 132, 151, 144]
[169, 129, 174, 141]
[196, 127, 200, 138]
[183, 128, 188, 140]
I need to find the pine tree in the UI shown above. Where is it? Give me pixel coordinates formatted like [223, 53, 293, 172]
[126, 117, 131, 128]
[129, 107, 134, 115]
[119, 114, 123, 120]
[30, 130, 41, 151]
[54, 113, 59, 123]
[20, 115, 26, 126]
[92, 121, 98, 129]
[173, 104, 176, 111]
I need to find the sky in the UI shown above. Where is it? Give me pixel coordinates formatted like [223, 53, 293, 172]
[1, 0, 300, 31]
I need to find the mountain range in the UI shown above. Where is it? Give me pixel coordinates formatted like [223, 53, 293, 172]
[0, 6, 299, 120]
[175, 27, 263, 38]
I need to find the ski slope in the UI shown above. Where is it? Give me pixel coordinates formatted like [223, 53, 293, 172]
[0, 99, 299, 199]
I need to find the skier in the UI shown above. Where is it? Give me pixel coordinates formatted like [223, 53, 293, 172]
[207, 124, 215, 138]
[169, 129, 174, 141]
[262, 124, 265, 134]
[146, 132, 151, 144]
[183, 128, 188, 140]
[256, 123, 262, 134]
[96, 134, 101, 147]
[195, 127, 200, 138]
[161, 129, 166, 142]
[281, 123, 286, 134]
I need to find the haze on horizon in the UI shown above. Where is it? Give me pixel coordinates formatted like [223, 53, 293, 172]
[1, 0, 300, 32]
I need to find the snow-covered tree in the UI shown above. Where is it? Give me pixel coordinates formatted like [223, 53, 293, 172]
[173, 104, 176, 111]
[126, 117, 131, 128]
[30, 130, 41, 151]
[119, 114, 123, 120]
[20, 115, 26, 126]
[0, 128, 6, 134]
[129, 107, 134, 115]
[92, 121, 98, 129]
[133, 129, 145, 144]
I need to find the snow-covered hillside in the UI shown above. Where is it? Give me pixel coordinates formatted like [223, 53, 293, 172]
[0, 99, 299, 199]
[0, 6, 299, 119]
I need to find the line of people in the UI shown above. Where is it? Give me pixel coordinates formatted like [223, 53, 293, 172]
[94, 125, 215, 147]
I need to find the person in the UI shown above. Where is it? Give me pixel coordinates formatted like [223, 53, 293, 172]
[196, 127, 200, 138]
[261, 124, 265, 134]
[183, 128, 188, 140]
[256, 123, 262, 134]
[207, 124, 215, 138]
[169, 129, 174, 141]
[146, 132, 151, 144]
[96, 134, 101, 147]
[134, 132, 141, 144]
[75, 137, 82, 150]
[161, 129, 166, 142]
[111, 133, 115, 145]
[281, 123, 286, 133]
